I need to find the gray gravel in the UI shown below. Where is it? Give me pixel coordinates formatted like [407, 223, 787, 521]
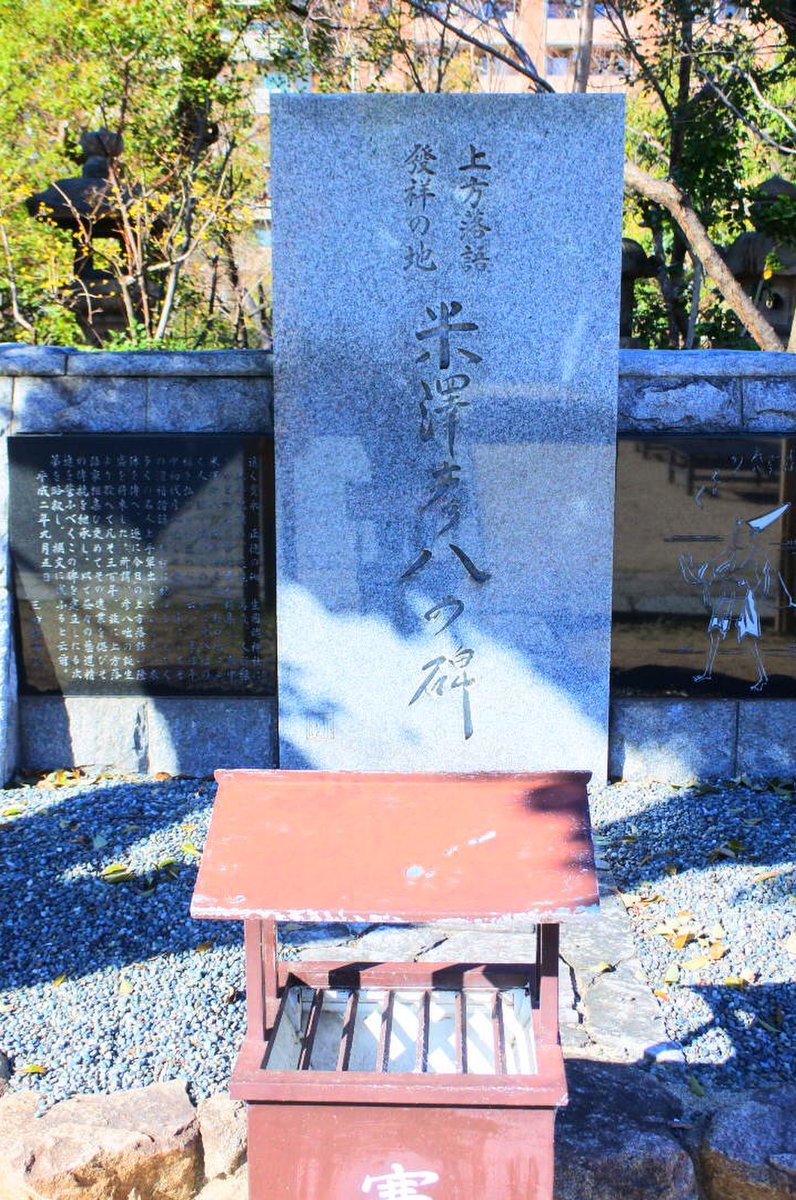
[1, 771, 794, 1105]
[590, 775, 796, 1091]
[0, 773, 245, 1107]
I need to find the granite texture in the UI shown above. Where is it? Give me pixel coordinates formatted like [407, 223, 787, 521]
[272, 93, 625, 777]
[0, 379, 11, 436]
[12, 375, 147, 433]
[742, 378, 796, 429]
[0, 344, 68, 376]
[736, 700, 796, 777]
[609, 699, 737, 781]
[0, 587, 17, 785]
[146, 698, 276, 776]
[0, 436, 8, 592]
[619, 349, 796, 379]
[18, 696, 147, 773]
[618, 378, 740, 432]
[65, 349, 274, 377]
[146, 375, 273, 433]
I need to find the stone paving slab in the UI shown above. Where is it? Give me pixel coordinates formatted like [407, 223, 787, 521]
[282, 859, 677, 1069]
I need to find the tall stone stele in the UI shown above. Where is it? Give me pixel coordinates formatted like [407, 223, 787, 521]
[271, 94, 624, 779]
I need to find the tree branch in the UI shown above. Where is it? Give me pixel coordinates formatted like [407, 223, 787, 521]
[625, 162, 786, 352]
[404, 0, 554, 91]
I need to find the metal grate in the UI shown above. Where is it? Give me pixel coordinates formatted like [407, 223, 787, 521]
[264, 986, 537, 1075]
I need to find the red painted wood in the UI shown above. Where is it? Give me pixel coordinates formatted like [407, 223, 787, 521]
[231, 1037, 567, 1108]
[247, 1100, 556, 1199]
[191, 770, 597, 924]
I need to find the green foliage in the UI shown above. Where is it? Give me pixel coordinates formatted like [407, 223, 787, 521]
[0, 0, 303, 347]
[621, 0, 796, 347]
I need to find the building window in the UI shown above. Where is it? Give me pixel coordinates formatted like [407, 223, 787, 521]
[547, 0, 610, 15]
[710, 0, 748, 18]
[545, 48, 572, 74]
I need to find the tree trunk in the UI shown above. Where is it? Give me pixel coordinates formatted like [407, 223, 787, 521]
[625, 162, 786, 352]
[685, 256, 703, 349]
[573, 0, 594, 93]
[789, 305, 796, 352]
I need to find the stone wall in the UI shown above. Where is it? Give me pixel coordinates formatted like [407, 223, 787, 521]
[1, 344, 795, 783]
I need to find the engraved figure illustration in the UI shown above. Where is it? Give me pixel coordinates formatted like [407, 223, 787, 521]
[679, 502, 795, 691]
[361, 1162, 440, 1198]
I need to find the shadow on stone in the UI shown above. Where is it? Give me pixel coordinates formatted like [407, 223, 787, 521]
[555, 1058, 698, 1200]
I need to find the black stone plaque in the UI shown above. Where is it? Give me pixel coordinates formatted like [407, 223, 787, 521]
[10, 434, 275, 696]
[613, 434, 796, 698]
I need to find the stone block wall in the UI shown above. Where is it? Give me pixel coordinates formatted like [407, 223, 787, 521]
[1, 344, 795, 783]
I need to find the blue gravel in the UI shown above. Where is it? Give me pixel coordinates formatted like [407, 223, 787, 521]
[2, 771, 795, 1105]
[590, 776, 796, 1090]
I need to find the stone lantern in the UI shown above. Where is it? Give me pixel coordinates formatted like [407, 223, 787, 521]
[620, 237, 658, 347]
[26, 130, 135, 343]
[724, 175, 796, 346]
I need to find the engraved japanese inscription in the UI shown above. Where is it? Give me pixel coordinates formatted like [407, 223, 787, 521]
[10, 434, 275, 696]
[272, 94, 624, 775]
[401, 141, 495, 741]
[612, 435, 796, 697]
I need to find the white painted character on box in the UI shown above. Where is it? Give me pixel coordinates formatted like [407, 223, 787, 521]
[361, 1162, 439, 1199]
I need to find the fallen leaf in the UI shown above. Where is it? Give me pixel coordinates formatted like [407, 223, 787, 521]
[710, 924, 726, 941]
[181, 842, 201, 858]
[723, 975, 747, 988]
[101, 862, 133, 883]
[118, 977, 134, 996]
[708, 839, 746, 862]
[195, 940, 214, 953]
[19, 1064, 49, 1076]
[671, 932, 695, 950]
[52, 974, 67, 988]
[682, 954, 711, 972]
[153, 771, 172, 781]
[687, 1075, 706, 1097]
[757, 1017, 781, 1034]
[782, 932, 796, 956]
[664, 863, 679, 876]
[653, 988, 670, 1001]
[663, 964, 681, 984]
[155, 857, 180, 879]
[708, 942, 728, 961]
[589, 961, 615, 975]
[755, 871, 780, 884]
[2, 805, 23, 817]
[741, 967, 758, 984]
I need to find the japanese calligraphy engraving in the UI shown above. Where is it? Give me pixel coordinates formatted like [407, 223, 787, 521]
[457, 144, 492, 271]
[403, 144, 438, 274]
[9, 434, 275, 697]
[398, 139, 497, 741]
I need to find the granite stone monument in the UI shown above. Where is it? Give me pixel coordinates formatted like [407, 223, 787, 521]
[271, 94, 624, 776]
